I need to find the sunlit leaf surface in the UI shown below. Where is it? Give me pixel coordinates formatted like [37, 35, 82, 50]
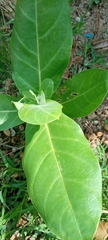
[23, 113, 102, 240]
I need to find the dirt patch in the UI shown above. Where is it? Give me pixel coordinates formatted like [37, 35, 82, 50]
[71, 0, 108, 66]
[77, 97, 108, 152]
[72, 0, 108, 38]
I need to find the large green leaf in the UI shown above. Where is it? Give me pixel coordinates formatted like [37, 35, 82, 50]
[0, 94, 22, 131]
[25, 124, 39, 145]
[53, 69, 108, 118]
[23, 113, 101, 240]
[10, 0, 72, 94]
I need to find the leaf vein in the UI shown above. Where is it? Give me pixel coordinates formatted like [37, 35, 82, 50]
[11, 49, 38, 71]
[14, 29, 37, 57]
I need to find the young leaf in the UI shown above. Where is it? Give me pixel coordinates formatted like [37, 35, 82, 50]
[10, 0, 72, 94]
[13, 101, 24, 110]
[22, 91, 36, 101]
[53, 69, 108, 118]
[0, 94, 22, 131]
[18, 100, 62, 125]
[41, 79, 54, 99]
[23, 113, 102, 240]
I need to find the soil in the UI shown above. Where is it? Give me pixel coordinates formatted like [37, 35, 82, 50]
[71, 0, 108, 64]
[72, 0, 108, 39]
[77, 98, 108, 151]
[0, 0, 16, 21]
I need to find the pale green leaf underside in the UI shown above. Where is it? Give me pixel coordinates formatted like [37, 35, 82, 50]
[10, 0, 72, 94]
[0, 94, 22, 131]
[54, 69, 108, 118]
[23, 113, 101, 240]
[18, 100, 62, 125]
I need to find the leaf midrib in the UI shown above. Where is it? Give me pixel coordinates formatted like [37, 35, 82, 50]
[35, 1, 41, 91]
[44, 123, 83, 239]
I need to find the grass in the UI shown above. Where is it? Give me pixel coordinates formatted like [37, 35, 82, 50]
[0, 1, 108, 239]
[93, 144, 108, 214]
[0, 29, 12, 83]
[0, 149, 59, 239]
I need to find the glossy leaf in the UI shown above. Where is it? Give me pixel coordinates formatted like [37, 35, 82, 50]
[0, 94, 22, 131]
[10, 0, 72, 94]
[53, 69, 108, 118]
[23, 113, 102, 240]
[18, 100, 62, 125]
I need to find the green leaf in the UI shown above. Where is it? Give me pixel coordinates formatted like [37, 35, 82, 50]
[25, 124, 39, 145]
[22, 90, 36, 101]
[13, 101, 24, 110]
[23, 113, 101, 240]
[0, 94, 22, 131]
[18, 100, 62, 125]
[41, 79, 54, 99]
[53, 69, 108, 118]
[10, 0, 72, 94]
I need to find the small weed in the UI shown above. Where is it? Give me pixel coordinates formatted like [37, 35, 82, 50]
[83, 41, 106, 68]
[72, 16, 85, 36]
[73, 39, 106, 72]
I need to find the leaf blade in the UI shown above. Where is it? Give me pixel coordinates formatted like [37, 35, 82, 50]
[0, 94, 22, 131]
[23, 113, 101, 239]
[10, 0, 72, 93]
[18, 100, 62, 125]
[53, 69, 108, 118]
